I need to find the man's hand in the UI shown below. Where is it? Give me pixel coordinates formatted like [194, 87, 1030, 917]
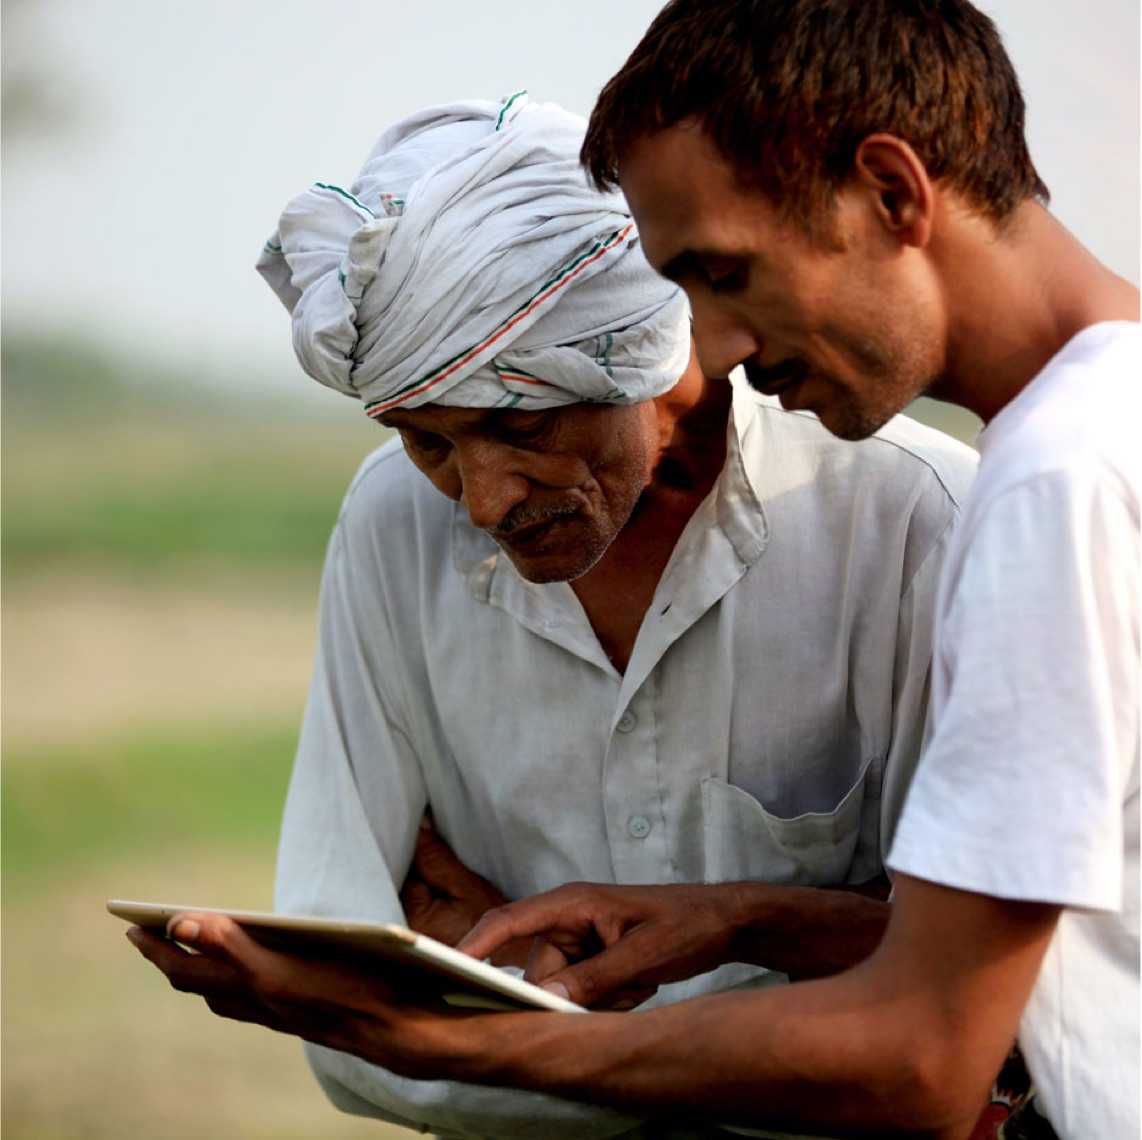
[126, 912, 502, 1080]
[399, 814, 532, 967]
[459, 882, 745, 1009]
[400, 815, 507, 944]
[460, 879, 892, 1009]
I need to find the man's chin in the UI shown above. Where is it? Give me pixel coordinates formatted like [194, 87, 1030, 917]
[504, 551, 600, 584]
[798, 401, 880, 441]
[499, 537, 611, 584]
[812, 390, 914, 441]
[821, 413, 885, 441]
[492, 505, 636, 583]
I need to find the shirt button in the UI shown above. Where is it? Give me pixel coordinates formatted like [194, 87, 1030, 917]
[628, 815, 651, 839]
[616, 711, 637, 734]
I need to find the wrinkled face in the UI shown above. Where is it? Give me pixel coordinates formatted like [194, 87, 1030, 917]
[380, 401, 658, 582]
[619, 123, 945, 440]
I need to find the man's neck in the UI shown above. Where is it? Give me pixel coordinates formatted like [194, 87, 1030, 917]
[570, 359, 733, 673]
[937, 202, 1139, 423]
[647, 352, 735, 493]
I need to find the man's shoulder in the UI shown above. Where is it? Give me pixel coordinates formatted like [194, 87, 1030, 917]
[862, 409, 979, 510]
[975, 322, 1142, 502]
[338, 436, 453, 539]
[743, 390, 978, 511]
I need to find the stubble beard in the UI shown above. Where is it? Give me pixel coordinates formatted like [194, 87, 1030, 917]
[510, 526, 613, 584]
[824, 325, 945, 440]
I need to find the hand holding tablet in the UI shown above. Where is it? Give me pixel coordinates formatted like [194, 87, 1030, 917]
[108, 899, 585, 1014]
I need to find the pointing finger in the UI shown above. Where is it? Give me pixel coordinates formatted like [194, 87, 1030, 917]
[459, 893, 584, 960]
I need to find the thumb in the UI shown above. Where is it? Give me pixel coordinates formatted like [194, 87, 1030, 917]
[537, 932, 654, 1010]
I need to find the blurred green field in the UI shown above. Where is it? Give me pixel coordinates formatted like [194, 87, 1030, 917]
[3, 338, 379, 575]
[3, 723, 295, 885]
[2, 335, 411, 1139]
[3, 426, 346, 573]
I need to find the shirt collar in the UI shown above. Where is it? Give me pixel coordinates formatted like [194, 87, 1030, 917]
[718, 374, 770, 564]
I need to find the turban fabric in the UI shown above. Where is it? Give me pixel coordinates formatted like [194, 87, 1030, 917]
[256, 92, 690, 418]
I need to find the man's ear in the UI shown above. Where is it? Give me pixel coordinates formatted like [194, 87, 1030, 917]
[851, 134, 934, 249]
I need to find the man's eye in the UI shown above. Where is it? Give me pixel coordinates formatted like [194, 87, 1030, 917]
[403, 430, 451, 457]
[498, 414, 551, 445]
[703, 262, 747, 294]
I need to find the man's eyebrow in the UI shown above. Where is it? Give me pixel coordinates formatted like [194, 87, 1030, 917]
[376, 410, 435, 429]
[377, 409, 496, 431]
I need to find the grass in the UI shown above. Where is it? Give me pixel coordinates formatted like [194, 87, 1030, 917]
[3, 330, 385, 574]
[3, 840, 414, 1140]
[0, 337, 414, 1137]
[2, 717, 418, 1139]
[3, 721, 298, 887]
[3, 415, 384, 576]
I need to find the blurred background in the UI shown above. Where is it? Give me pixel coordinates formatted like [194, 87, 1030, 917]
[2, 1, 1137, 1137]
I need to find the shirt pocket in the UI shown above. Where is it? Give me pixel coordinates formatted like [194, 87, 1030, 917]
[700, 757, 874, 886]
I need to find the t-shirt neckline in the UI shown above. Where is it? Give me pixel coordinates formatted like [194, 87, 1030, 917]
[977, 319, 1139, 457]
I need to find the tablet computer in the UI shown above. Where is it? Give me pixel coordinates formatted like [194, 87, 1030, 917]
[108, 899, 585, 1014]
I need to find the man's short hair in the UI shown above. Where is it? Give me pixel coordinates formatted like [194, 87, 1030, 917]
[582, 0, 1049, 234]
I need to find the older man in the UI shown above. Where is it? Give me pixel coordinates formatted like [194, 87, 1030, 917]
[132, 92, 977, 1138]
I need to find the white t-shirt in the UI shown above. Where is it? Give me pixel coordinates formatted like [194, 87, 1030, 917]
[888, 321, 1141, 1139]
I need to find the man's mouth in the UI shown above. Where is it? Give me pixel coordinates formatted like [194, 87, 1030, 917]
[490, 502, 581, 546]
[744, 358, 809, 397]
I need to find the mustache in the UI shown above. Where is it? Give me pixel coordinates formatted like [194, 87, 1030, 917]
[743, 357, 809, 392]
[489, 499, 581, 538]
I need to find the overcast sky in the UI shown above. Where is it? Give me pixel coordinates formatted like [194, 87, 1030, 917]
[3, 0, 1138, 399]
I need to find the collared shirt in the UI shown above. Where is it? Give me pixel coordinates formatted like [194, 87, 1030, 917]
[275, 380, 978, 1140]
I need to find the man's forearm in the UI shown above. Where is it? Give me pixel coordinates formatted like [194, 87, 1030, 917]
[437, 878, 1054, 1137]
[721, 880, 891, 979]
[460, 967, 975, 1138]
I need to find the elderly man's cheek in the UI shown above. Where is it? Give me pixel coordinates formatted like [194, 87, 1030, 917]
[525, 452, 595, 489]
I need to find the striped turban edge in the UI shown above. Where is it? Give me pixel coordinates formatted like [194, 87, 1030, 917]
[256, 92, 691, 417]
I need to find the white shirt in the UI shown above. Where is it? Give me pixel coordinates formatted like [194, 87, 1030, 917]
[276, 380, 977, 1139]
[889, 322, 1141, 1140]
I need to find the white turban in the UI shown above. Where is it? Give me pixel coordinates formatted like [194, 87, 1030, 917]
[256, 92, 690, 419]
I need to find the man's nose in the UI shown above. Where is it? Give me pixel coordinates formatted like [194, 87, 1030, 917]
[688, 294, 762, 379]
[455, 445, 531, 531]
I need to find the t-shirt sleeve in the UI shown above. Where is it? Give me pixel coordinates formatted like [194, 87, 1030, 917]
[888, 466, 1140, 910]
